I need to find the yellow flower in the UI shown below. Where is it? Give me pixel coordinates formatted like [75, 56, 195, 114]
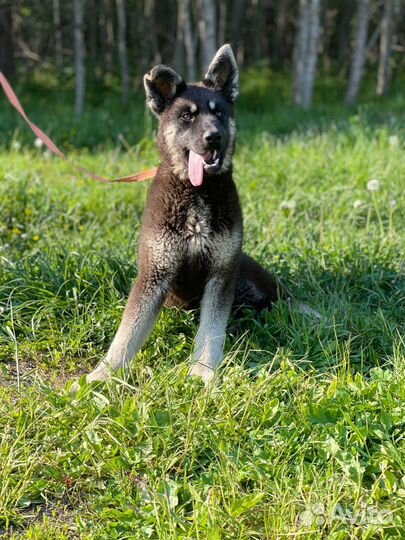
[33, 235, 40, 241]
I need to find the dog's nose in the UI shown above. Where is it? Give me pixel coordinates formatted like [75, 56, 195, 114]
[204, 130, 222, 146]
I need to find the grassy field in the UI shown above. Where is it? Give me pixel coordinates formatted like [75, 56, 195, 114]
[1, 71, 405, 539]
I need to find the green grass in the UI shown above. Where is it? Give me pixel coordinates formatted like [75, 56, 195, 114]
[1, 72, 405, 538]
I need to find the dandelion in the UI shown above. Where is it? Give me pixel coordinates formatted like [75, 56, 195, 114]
[388, 135, 399, 148]
[43, 149, 53, 159]
[34, 137, 44, 149]
[12, 141, 21, 150]
[389, 199, 397, 209]
[367, 179, 380, 192]
[33, 235, 40, 242]
[279, 200, 297, 211]
[353, 199, 363, 209]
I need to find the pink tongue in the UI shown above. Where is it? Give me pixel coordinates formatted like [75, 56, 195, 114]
[188, 150, 204, 187]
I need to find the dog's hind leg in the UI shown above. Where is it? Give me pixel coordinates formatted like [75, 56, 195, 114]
[87, 276, 167, 382]
[233, 253, 290, 312]
[189, 274, 236, 383]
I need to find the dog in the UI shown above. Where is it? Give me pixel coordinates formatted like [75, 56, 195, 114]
[84, 44, 293, 385]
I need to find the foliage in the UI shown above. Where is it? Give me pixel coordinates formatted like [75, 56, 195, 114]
[0, 73, 405, 538]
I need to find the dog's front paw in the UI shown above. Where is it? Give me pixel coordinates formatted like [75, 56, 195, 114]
[188, 362, 215, 384]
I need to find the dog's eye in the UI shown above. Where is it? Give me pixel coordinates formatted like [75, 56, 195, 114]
[215, 110, 222, 118]
[181, 111, 192, 121]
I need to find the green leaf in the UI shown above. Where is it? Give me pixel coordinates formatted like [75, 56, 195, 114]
[230, 492, 264, 518]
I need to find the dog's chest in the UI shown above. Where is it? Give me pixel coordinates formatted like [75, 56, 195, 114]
[184, 201, 211, 252]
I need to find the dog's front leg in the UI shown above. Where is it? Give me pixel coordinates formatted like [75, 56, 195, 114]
[189, 274, 236, 383]
[87, 276, 167, 382]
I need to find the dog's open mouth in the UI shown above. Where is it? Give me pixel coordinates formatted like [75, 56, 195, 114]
[188, 149, 222, 187]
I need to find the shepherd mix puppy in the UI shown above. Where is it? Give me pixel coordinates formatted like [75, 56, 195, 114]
[85, 44, 291, 385]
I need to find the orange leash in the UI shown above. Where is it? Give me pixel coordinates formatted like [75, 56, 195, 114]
[0, 71, 158, 184]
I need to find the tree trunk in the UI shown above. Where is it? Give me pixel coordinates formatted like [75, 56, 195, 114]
[116, 0, 130, 106]
[183, 0, 197, 80]
[293, 0, 309, 105]
[199, 0, 217, 72]
[302, 0, 320, 108]
[376, 0, 394, 96]
[0, 4, 15, 79]
[53, 0, 63, 72]
[73, 0, 85, 117]
[345, 0, 370, 105]
[293, 0, 321, 109]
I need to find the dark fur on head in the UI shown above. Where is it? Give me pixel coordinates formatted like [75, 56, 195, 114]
[144, 44, 239, 180]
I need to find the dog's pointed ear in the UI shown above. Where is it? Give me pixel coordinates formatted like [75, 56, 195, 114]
[203, 44, 239, 103]
[144, 65, 186, 115]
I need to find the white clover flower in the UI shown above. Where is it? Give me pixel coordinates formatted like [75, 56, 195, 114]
[279, 200, 297, 211]
[388, 135, 399, 147]
[12, 141, 21, 150]
[367, 179, 380, 192]
[353, 199, 363, 209]
[389, 199, 397, 208]
[34, 137, 44, 148]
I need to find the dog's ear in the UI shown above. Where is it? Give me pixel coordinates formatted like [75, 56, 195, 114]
[144, 65, 186, 115]
[203, 44, 239, 103]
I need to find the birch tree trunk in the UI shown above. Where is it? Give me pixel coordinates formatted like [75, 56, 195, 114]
[199, 0, 217, 72]
[116, 0, 130, 106]
[302, 0, 320, 108]
[345, 0, 370, 105]
[293, 0, 321, 109]
[53, 0, 63, 72]
[73, 0, 85, 117]
[293, 0, 309, 106]
[376, 0, 394, 96]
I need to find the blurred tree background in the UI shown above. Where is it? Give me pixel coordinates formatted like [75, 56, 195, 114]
[0, 0, 404, 117]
